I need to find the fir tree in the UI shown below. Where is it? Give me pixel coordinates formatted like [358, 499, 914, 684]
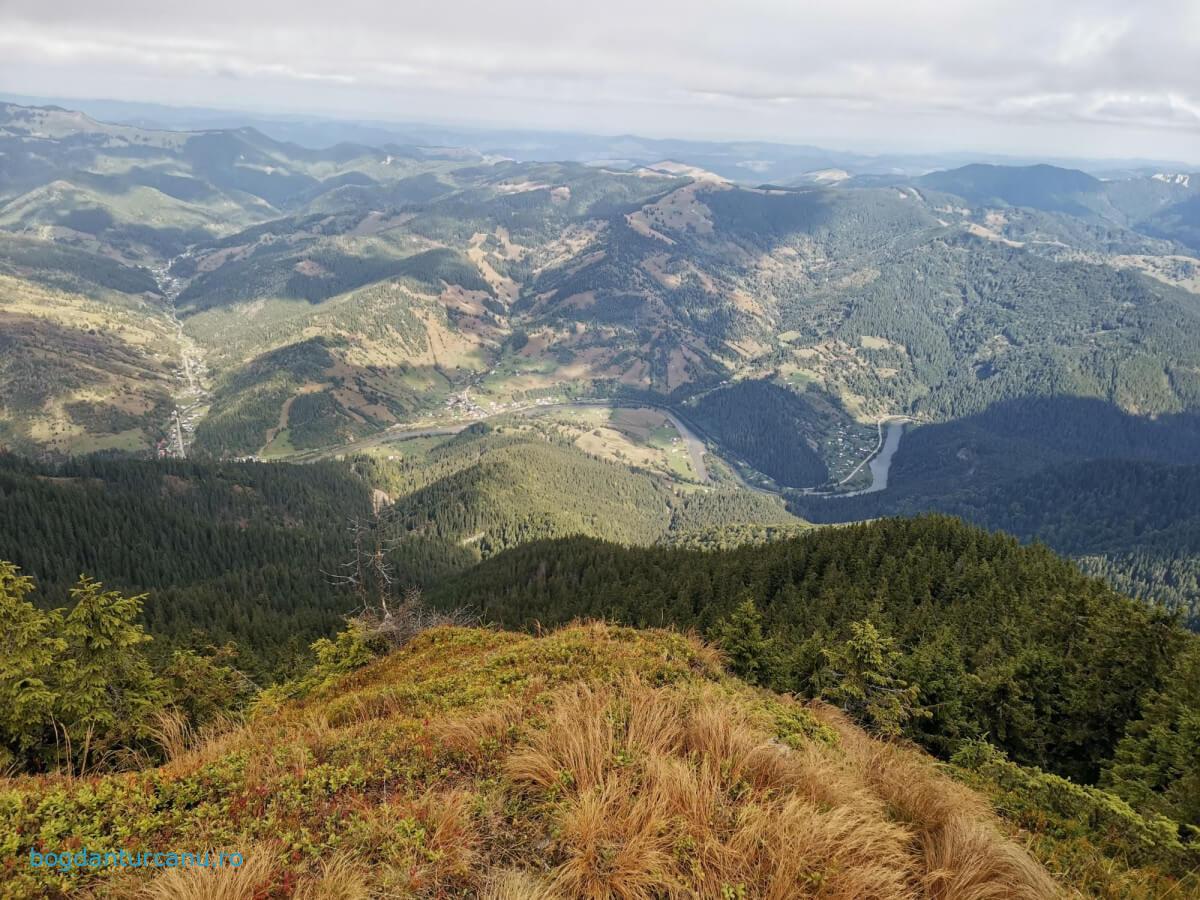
[0, 562, 64, 767]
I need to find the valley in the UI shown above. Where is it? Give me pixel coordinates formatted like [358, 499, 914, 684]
[824, 417, 908, 496]
[303, 399, 715, 483]
[3, 99, 1200, 623]
[2, 94, 1200, 899]
[149, 254, 212, 457]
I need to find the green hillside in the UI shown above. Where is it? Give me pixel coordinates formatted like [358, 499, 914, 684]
[789, 399, 1200, 621]
[0, 454, 375, 676]
[375, 426, 673, 552]
[2, 103, 1200, 729]
[0, 272, 178, 455]
[0, 425, 808, 676]
[1143, 193, 1200, 252]
[916, 164, 1105, 215]
[4, 104, 1200, 507]
[419, 515, 1200, 892]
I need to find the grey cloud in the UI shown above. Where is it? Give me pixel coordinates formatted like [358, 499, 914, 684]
[0, 0, 1196, 160]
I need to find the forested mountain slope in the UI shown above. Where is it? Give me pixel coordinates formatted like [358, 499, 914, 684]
[0, 425, 804, 673]
[0, 265, 179, 455]
[797, 456, 1200, 625]
[916, 163, 1106, 214]
[790, 399, 1200, 623]
[432, 517, 1191, 782]
[3, 504, 1200, 895]
[5, 101, 1199, 478]
[914, 162, 1200, 250]
[420, 515, 1200, 891]
[0, 454, 377, 675]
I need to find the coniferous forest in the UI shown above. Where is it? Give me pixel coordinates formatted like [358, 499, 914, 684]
[0, 454, 375, 676]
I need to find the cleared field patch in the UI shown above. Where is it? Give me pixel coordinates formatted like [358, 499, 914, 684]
[860, 334, 903, 351]
[625, 181, 726, 242]
[536, 406, 701, 483]
[467, 231, 521, 302]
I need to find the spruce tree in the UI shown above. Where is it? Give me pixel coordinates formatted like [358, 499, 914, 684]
[819, 619, 924, 738]
[57, 576, 163, 767]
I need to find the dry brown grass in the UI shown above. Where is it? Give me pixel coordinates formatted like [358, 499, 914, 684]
[149, 709, 246, 774]
[730, 799, 918, 899]
[136, 846, 276, 900]
[483, 869, 565, 899]
[679, 628, 727, 677]
[147, 708, 194, 762]
[921, 818, 1059, 900]
[431, 694, 529, 761]
[552, 782, 679, 898]
[496, 680, 1059, 899]
[506, 682, 617, 793]
[144, 718, 250, 785]
[811, 701, 1059, 900]
[292, 851, 369, 900]
[32, 627, 1060, 899]
[412, 788, 481, 885]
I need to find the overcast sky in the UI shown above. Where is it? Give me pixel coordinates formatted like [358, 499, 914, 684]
[1, 0, 1197, 162]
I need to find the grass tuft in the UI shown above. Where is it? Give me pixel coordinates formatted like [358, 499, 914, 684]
[135, 847, 276, 900]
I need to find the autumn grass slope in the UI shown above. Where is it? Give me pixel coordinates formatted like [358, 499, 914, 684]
[1, 622, 1083, 899]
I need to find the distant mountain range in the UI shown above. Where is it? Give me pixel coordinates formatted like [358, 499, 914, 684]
[4, 91, 1196, 182]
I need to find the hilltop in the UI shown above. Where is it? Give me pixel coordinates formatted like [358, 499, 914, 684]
[0, 623, 1091, 897]
[5, 619, 1197, 898]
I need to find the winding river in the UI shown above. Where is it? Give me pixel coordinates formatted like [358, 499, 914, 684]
[838, 421, 905, 496]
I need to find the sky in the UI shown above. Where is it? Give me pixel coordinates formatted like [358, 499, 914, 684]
[1, 0, 1198, 162]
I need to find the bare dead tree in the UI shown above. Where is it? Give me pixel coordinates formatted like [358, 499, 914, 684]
[369, 533, 395, 619]
[324, 515, 478, 651]
[351, 585, 478, 650]
[323, 515, 400, 608]
[322, 516, 371, 606]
